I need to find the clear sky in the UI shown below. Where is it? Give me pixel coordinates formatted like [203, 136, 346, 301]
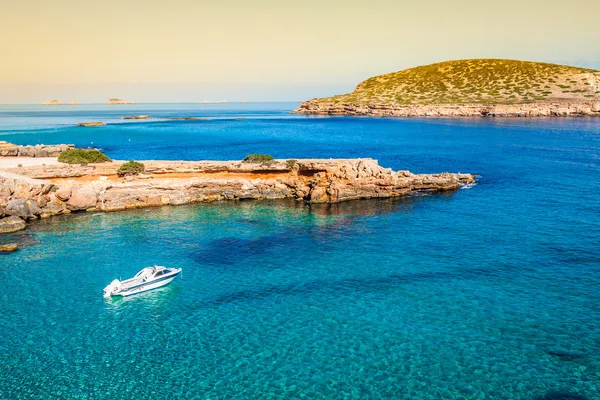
[1, 0, 599, 103]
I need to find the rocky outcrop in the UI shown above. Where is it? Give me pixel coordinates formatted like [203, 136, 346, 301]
[122, 115, 150, 120]
[0, 142, 74, 158]
[107, 98, 134, 105]
[0, 158, 475, 233]
[6, 199, 41, 219]
[0, 142, 18, 156]
[0, 243, 18, 252]
[293, 101, 600, 118]
[0, 216, 27, 233]
[42, 100, 62, 105]
[18, 144, 75, 157]
[76, 122, 106, 127]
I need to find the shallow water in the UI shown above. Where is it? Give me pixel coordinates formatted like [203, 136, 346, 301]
[1, 104, 599, 399]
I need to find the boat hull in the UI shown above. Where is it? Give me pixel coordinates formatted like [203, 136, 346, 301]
[112, 270, 181, 297]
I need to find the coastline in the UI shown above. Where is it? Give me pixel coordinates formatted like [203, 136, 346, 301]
[292, 100, 600, 117]
[0, 155, 475, 233]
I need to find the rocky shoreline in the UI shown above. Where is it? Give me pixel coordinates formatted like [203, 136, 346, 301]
[0, 142, 74, 157]
[293, 100, 600, 117]
[0, 153, 475, 234]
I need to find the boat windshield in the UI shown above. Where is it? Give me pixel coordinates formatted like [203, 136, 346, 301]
[134, 268, 151, 278]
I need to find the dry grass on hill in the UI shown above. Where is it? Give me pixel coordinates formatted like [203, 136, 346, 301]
[322, 59, 600, 105]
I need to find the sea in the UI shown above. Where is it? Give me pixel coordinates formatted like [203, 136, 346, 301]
[0, 103, 599, 399]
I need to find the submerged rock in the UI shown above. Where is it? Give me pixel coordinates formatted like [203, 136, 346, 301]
[0, 216, 26, 233]
[0, 243, 18, 252]
[534, 391, 589, 400]
[547, 350, 585, 361]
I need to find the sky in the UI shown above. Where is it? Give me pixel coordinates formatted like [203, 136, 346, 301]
[1, 0, 599, 103]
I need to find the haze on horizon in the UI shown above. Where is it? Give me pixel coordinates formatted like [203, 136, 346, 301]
[1, 0, 599, 104]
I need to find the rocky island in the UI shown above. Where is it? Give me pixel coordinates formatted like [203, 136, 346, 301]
[76, 122, 106, 127]
[294, 59, 600, 117]
[0, 144, 475, 233]
[107, 98, 134, 105]
[42, 100, 62, 105]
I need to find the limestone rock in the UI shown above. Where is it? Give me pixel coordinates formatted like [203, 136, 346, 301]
[293, 100, 600, 118]
[0, 216, 26, 233]
[40, 193, 68, 218]
[26, 199, 42, 217]
[55, 184, 72, 201]
[1, 157, 476, 221]
[309, 185, 329, 203]
[6, 199, 31, 219]
[0, 141, 19, 156]
[0, 243, 18, 252]
[67, 186, 98, 211]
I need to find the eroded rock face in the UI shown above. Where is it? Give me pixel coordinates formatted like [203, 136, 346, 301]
[293, 101, 600, 118]
[0, 216, 26, 233]
[0, 142, 19, 156]
[67, 186, 99, 211]
[1, 158, 476, 233]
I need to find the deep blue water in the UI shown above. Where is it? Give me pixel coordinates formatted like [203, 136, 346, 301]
[1, 104, 599, 399]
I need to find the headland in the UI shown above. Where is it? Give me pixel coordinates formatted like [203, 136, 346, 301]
[0, 143, 475, 233]
[293, 59, 600, 117]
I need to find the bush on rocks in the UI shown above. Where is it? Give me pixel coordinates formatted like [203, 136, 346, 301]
[58, 149, 111, 164]
[243, 154, 274, 163]
[117, 161, 145, 177]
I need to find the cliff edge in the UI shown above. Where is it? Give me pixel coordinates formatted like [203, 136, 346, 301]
[0, 152, 475, 233]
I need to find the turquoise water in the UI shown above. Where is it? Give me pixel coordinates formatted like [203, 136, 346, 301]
[1, 104, 599, 399]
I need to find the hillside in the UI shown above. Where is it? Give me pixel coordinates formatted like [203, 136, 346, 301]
[293, 59, 600, 117]
[321, 59, 599, 105]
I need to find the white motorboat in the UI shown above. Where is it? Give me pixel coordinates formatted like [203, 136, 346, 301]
[103, 266, 182, 298]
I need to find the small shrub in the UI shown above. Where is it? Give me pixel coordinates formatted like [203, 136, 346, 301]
[243, 154, 274, 163]
[58, 149, 111, 164]
[286, 159, 298, 169]
[117, 160, 145, 177]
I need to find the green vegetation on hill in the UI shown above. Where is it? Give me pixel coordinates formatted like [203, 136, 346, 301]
[58, 149, 111, 164]
[321, 59, 600, 105]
